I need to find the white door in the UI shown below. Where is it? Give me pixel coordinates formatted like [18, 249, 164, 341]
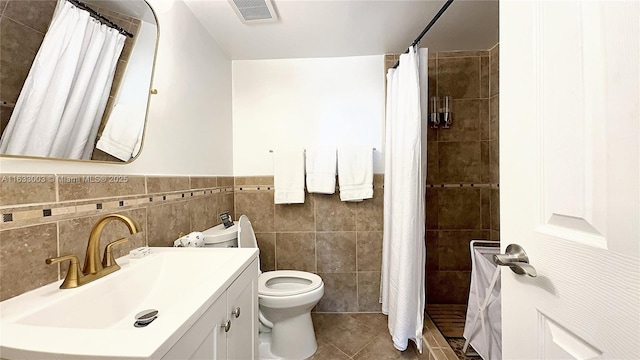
[500, 1, 640, 359]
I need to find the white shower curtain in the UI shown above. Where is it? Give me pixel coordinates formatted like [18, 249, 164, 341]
[381, 46, 428, 353]
[0, 0, 125, 159]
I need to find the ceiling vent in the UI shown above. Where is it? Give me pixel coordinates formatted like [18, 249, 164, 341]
[229, 0, 278, 23]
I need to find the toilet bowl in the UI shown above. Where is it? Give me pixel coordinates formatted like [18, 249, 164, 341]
[206, 215, 324, 359]
[258, 270, 324, 359]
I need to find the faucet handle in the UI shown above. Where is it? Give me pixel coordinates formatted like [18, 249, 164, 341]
[102, 238, 129, 268]
[46, 255, 82, 289]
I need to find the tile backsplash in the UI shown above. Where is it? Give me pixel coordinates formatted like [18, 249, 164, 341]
[0, 174, 234, 301]
[0, 174, 382, 313]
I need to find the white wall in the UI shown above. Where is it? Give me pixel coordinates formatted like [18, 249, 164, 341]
[0, 0, 233, 176]
[232, 55, 385, 176]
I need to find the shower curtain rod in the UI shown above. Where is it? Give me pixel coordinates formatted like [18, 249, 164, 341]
[67, 0, 134, 38]
[392, 0, 454, 68]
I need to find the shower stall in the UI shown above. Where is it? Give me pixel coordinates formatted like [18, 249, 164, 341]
[423, 43, 500, 355]
[384, 41, 499, 357]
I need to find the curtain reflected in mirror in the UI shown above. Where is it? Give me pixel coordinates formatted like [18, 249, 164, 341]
[0, 0, 157, 163]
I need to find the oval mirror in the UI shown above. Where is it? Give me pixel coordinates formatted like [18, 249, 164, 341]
[0, 0, 158, 163]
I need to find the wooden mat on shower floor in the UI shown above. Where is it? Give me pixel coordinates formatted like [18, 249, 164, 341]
[426, 304, 467, 338]
[447, 338, 480, 359]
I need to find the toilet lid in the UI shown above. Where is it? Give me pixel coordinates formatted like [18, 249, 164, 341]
[259, 271, 323, 297]
[237, 215, 258, 249]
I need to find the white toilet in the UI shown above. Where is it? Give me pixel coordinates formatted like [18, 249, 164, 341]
[204, 215, 324, 360]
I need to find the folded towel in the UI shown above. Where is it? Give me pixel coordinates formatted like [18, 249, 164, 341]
[338, 146, 373, 202]
[274, 148, 305, 204]
[305, 146, 337, 194]
[173, 232, 204, 247]
[96, 103, 145, 161]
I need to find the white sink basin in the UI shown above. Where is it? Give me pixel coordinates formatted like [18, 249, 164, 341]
[0, 247, 258, 359]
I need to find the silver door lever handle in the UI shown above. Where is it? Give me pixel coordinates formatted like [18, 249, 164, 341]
[494, 244, 537, 277]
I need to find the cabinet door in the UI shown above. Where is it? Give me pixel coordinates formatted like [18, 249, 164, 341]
[209, 295, 229, 360]
[226, 259, 259, 360]
[189, 294, 228, 359]
[162, 295, 227, 360]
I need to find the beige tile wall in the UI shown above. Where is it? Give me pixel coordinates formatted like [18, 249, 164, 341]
[426, 46, 499, 305]
[425, 47, 500, 305]
[234, 175, 384, 313]
[0, 173, 381, 313]
[386, 45, 500, 305]
[0, 174, 234, 301]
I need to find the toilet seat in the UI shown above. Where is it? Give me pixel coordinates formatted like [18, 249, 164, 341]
[259, 270, 322, 297]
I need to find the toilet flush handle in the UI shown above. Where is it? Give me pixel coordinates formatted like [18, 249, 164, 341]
[231, 307, 241, 318]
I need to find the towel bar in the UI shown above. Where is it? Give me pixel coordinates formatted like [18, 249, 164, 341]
[268, 148, 376, 153]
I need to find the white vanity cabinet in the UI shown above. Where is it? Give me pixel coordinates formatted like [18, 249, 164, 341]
[0, 248, 259, 360]
[163, 258, 259, 360]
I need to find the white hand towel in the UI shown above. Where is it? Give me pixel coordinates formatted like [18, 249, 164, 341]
[96, 103, 145, 161]
[274, 148, 305, 204]
[338, 146, 373, 201]
[305, 146, 337, 194]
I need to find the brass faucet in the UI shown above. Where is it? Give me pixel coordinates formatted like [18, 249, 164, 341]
[46, 214, 141, 289]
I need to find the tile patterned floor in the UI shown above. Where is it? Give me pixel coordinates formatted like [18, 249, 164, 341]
[310, 313, 419, 360]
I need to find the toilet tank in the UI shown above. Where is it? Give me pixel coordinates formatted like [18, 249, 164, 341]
[202, 223, 238, 248]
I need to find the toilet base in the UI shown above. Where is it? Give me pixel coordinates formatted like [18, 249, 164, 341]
[258, 333, 281, 360]
[259, 312, 318, 359]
